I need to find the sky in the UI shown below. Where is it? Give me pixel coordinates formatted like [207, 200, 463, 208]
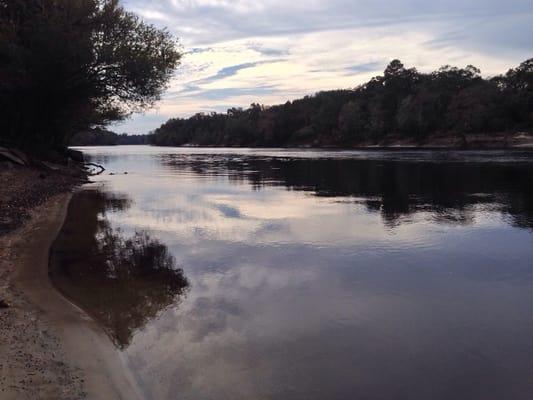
[114, 0, 533, 134]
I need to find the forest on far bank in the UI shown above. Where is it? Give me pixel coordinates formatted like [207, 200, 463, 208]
[70, 129, 149, 146]
[149, 59, 533, 148]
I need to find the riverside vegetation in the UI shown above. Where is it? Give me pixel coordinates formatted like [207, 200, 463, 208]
[150, 59, 533, 148]
[0, 0, 181, 152]
[0, 2, 180, 398]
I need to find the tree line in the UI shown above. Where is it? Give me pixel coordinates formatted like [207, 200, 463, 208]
[150, 59, 533, 147]
[70, 128, 149, 146]
[0, 0, 180, 151]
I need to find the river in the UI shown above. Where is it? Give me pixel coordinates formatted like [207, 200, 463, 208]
[50, 146, 533, 400]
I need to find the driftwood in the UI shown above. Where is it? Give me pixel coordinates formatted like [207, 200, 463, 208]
[0, 147, 26, 166]
[0, 146, 104, 178]
[9, 148, 30, 165]
[84, 162, 106, 175]
[41, 161, 61, 170]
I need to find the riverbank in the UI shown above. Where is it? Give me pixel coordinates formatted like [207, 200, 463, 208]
[355, 131, 533, 149]
[100, 131, 533, 149]
[0, 167, 142, 400]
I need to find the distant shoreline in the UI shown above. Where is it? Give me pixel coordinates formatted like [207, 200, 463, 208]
[72, 132, 533, 150]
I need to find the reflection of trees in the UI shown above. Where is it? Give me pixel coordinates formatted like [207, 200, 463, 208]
[50, 189, 189, 349]
[164, 155, 533, 229]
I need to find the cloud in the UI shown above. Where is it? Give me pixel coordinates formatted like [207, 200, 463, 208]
[114, 0, 533, 134]
[245, 42, 289, 57]
[184, 47, 215, 55]
[344, 62, 385, 74]
[124, 0, 533, 46]
[186, 59, 286, 88]
[181, 86, 279, 101]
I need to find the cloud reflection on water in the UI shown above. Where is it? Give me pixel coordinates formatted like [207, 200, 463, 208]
[62, 147, 533, 400]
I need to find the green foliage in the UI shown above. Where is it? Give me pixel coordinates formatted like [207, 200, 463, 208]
[151, 59, 533, 147]
[0, 0, 181, 150]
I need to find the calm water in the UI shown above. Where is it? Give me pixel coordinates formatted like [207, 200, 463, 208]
[51, 146, 533, 400]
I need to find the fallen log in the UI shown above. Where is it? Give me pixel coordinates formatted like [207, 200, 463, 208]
[84, 162, 106, 175]
[0, 147, 26, 166]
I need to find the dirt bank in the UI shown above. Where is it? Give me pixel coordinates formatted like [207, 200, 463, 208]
[0, 168, 143, 400]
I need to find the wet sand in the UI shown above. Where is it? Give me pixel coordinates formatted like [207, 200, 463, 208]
[1, 192, 143, 399]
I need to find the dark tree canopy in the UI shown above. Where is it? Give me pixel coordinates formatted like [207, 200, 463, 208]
[70, 128, 149, 145]
[0, 0, 181, 150]
[150, 59, 533, 148]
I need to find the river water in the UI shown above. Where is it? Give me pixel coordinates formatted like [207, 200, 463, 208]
[50, 146, 533, 400]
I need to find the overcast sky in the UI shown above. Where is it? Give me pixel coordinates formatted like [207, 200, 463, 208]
[114, 0, 533, 134]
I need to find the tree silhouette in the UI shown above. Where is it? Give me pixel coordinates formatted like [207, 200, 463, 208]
[0, 0, 181, 150]
[150, 59, 532, 148]
[50, 188, 189, 348]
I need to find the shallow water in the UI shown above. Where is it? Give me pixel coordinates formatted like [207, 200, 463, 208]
[51, 146, 533, 400]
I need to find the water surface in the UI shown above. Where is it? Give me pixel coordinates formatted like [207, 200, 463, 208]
[51, 146, 533, 400]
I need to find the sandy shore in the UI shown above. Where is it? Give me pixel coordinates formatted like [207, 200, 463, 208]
[0, 192, 143, 400]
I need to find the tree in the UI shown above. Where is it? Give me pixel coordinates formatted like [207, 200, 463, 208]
[338, 99, 369, 142]
[148, 59, 533, 147]
[447, 81, 504, 133]
[503, 58, 533, 91]
[500, 59, 533, 124]
[0, 0, 181, 150]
